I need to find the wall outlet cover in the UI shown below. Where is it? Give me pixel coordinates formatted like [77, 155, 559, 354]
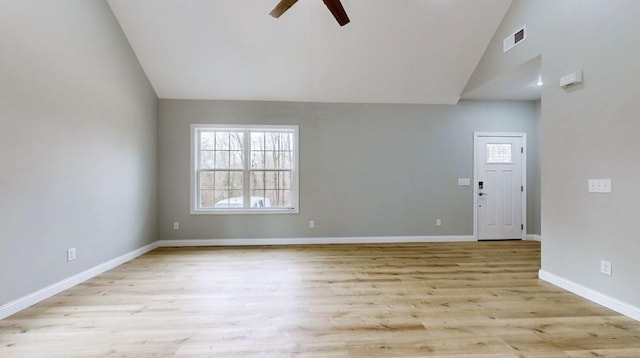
[600, 260, 612, 276]
[67, 248, 76, 262]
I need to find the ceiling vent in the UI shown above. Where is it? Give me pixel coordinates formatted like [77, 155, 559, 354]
[503, 26, 526, 53]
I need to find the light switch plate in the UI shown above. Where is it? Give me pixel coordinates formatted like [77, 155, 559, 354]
[588, 179, 612, 193]
[458, 178, 471, 186]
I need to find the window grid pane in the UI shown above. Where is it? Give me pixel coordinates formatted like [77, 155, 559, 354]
[251, 131, 294, 170]
[249, 170, 293, 208]
[200, 189, 214, 208]
[197, 169, 244, 209]
[199, 172, 213, 190]
[250, 171, 265, 189]
[486, 143, 512, 164]
[199, 130, 244, 170]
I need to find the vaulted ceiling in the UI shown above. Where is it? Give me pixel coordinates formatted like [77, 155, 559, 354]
[107, 0, 517, 104]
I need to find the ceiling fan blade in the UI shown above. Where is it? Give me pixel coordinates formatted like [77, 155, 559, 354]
[322, 0, 350, 26]
[269, 0, 299, 18]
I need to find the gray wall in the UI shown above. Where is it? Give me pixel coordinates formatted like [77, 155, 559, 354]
[0, 1, 158, 306]
[529, 100, 542, 236]
[159, 99, 540, 241]
[468, 1, 640, 307]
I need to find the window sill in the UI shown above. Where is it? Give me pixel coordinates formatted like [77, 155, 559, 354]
[190, 208, 299, 215]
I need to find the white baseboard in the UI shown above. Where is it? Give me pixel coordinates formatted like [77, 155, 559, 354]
[539, 269, 640, 321]
[158, 235, 475, 247]
[526, 234, 542, 241]
[0, 242, 159, 320]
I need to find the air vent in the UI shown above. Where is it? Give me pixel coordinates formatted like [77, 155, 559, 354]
[503, 26, 527, 53]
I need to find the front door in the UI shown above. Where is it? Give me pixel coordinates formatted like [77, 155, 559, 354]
[475, 134, 525, 241]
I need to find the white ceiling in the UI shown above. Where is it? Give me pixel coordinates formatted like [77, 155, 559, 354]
[107, 0, 514, 104]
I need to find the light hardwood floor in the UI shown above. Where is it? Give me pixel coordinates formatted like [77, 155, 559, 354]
[2, 241, 640, 357]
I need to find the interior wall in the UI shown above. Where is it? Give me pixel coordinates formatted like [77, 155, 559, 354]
[159, 99, 539, 241]
[468, 0, 640, 309]
[0, 1, 158, 306]
[529, 100, 542, 236]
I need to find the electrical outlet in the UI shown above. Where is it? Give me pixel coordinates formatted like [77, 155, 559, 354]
[309, 220, 315, 229]
[173, 222, 179, 230]
[436, 219, 442, 227]
[600, 260, 612, 276]
[67, 248, 76, 262]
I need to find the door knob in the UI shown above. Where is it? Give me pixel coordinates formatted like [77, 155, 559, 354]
[479, 192, 487, 196]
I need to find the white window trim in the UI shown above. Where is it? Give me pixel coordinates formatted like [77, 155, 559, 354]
[190, 124, 299, 215]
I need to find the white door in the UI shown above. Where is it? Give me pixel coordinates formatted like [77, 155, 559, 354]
[475, 134, 525, 241]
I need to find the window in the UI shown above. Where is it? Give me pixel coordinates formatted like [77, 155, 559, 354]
[191, 124, 298, 214]
[486, 143, 512, 164]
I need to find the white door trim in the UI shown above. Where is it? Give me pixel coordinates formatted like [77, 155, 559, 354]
[473, 132, 527, 241]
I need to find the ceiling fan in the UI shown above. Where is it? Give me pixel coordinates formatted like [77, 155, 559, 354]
[270, 0, 350, 26]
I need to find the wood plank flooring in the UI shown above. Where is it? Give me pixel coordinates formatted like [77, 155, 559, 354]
[2, 241, 640, 357]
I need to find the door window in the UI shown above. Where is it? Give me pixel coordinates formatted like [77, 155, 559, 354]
[486, 143, 512, 164]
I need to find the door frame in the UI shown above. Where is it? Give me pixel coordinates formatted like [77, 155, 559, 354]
[473, 132, 527, 241]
